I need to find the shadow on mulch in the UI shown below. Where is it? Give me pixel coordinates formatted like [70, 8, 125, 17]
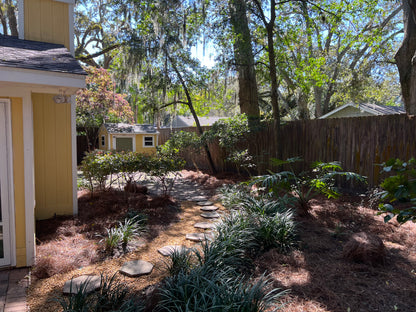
[34, 189, 181, 279]
[255, 195, 416, 312]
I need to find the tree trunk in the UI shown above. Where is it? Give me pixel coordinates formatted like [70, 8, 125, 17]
[5, 0, 17, 36]
[229, 0, 260, 122]
[297, 91, 310, 119]
[314, 86, 323, 117]
[0, 7, 8, 35]
[168, 53, 217, 174]
[395, 0, 416, 115]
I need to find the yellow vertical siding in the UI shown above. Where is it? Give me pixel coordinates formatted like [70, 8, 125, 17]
[33, 93, 73, 220]
[98, 126, 109, 150]
[135, 134, 157, 154]
[103, 132, 157, 154]
[10, 98, 27, 267]
[24, 0, 70, 49]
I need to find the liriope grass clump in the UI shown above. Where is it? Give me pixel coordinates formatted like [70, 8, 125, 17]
[58, 274, 144, 312]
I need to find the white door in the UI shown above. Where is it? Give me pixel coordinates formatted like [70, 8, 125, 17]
[0, 101, 12, 266]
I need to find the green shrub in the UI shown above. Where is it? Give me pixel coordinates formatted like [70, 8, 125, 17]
[201, 114, 257, 175]
[251, 158, 366, 214]
[149, 155, 186, 196]
[80, 150, 185, 195]
[378, 158, 416, 223]
[81, 151, 116, 192]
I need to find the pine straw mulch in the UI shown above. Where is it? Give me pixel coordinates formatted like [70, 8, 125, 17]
[255, 195, 416, 312]
[27, 171, 416, 312]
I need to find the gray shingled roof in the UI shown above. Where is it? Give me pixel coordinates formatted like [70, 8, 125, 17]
[359, 103, 405, 115]
[170, 116, 227, 128]
[104, 123, 159, 134]
[0, 35, 85, 75]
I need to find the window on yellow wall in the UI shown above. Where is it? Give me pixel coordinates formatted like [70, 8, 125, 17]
[101, 135, 105, 147]
[143, 136, 154, 147]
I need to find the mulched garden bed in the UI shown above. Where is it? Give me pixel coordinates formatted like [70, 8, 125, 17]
[28, 171, 416, 312]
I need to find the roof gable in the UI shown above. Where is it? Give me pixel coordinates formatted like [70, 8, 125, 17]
[320, 103, 405, 119]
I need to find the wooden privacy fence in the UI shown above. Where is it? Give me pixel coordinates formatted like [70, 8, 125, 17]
[158, 114, 416, 186]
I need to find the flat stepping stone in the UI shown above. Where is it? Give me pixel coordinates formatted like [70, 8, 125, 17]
[158, 245, 187, 256]
[201, 212, 220, 219]
[193, 196, 208, 201]
[194, 222, 216, 229]
[63, 275, 101, 295]
[186, 233, 214, 242]
[197, 201, 214, 206]
[120, 260, 153, 277]
[200, 205, 219, 211]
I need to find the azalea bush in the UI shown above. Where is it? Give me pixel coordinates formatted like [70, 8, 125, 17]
[76, 67, 134, 150]
[201, 114, 257, 175]
[80, 150, 184, 195]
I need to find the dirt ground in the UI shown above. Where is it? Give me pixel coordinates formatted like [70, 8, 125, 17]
[28, 171, 416, 312]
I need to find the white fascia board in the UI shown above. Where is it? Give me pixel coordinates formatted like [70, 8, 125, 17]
[319, 103, 354, 119]
[0, 67, 85, 93]
[54, 0, 76, 4]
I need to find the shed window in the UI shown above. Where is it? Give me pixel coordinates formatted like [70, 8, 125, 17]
[101, 135, 105, 147]
[144, 136, 154, 147]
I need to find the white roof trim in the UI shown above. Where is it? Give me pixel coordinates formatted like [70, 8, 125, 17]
[319, 103, 374, 119]
[0, 66, 85, 92]
[54, 0, 76, 4]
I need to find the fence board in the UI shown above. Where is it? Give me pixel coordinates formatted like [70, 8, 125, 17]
[158, 115, 416, 186]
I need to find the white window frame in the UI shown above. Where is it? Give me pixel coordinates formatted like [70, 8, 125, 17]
[143, 136, 155, 148]
[101, 135, 105, 147]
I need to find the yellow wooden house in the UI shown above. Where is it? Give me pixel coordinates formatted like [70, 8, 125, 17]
[98, 123, 159, 154]
[0, 0, 85, 267]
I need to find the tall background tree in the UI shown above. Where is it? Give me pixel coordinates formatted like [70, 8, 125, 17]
[0, 0, 18, 36]
[396, 0, 416, 115]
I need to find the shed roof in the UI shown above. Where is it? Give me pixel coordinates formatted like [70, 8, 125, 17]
[0, 35, 86, 75]
[103, 123, 159, 134]
[168, 116, 227, 128]
[320, 103, 405, 119]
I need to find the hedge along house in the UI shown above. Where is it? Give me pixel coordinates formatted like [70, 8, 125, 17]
[0, 0, 85, 268]
[98, 123, 159, 154]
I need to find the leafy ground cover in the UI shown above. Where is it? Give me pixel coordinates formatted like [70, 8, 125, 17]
[28, 170, 416, 312]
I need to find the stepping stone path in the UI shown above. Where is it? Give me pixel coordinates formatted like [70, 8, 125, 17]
[197, 201, 214, 206]
[201, 211, 220, 219]
[158, 245, 188, 256]
[63, 275, 101, 295]
[194, 222, 216, 229]
[200, 205, 218, 211]
[186, 233, 214, 242]
[120, 260, 153, 277]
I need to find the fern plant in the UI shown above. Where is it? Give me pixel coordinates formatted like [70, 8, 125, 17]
[251, 158, 366, 215]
